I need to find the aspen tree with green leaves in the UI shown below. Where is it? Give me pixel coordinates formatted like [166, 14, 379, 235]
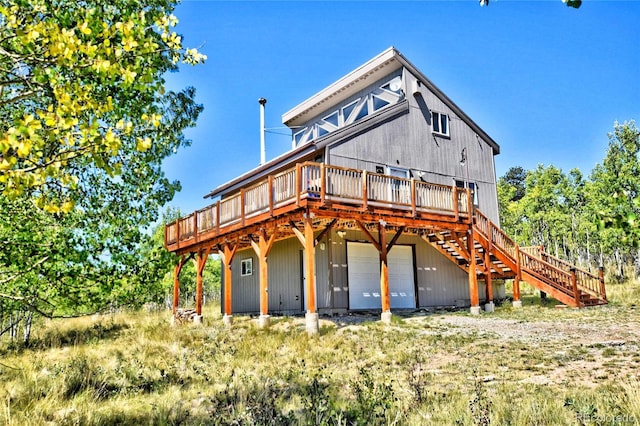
[0, 0, 204, 341]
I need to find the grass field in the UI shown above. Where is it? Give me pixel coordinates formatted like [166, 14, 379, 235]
[1, 280, 639, 425]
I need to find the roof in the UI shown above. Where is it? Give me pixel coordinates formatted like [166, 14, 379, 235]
[205, 47, 500, 199]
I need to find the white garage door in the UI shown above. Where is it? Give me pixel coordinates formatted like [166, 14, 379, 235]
[347, 242, 416, 310]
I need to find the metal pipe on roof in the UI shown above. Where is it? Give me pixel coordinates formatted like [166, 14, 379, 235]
[259, 97, 267, 165]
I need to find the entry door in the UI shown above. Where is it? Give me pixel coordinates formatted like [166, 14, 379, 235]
[347, 242, 416, 310]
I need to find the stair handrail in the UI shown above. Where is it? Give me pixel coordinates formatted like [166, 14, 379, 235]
[473, 210, 518, 261]
[473, 209, 607, 305]
[533, 249, 606, 301]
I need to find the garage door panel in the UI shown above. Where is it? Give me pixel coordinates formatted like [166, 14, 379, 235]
[348, 242, 415, 310]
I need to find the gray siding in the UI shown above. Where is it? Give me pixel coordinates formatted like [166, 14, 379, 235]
[231, 248, 259, 313]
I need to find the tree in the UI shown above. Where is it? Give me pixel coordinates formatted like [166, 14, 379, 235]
[588, 121, 640, 279]
[0, 0, 204, 341]
[591, 121, 640, 248]
[0, 0, 205, 211]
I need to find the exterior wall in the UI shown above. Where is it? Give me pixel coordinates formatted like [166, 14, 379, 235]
[227, 229, 504, 314]
[230, 248, 259, 313]
[228, 233, 330, 314]
[301, 68, 500, 224]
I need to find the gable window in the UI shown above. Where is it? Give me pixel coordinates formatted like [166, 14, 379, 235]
[241, 258, 253, 276]
[456, 180, 478, 206]
[432, 111, 449, 137]
[292, 76, 405, 147]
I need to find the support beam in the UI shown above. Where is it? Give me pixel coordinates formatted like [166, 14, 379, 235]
[290, 215, 323, 335]
[468, 229, 480, 315]
[379, 222, 391, 324]
[484, 248, 494, 313]
[220, 242, 238, 327]
[194, 248, 211, 323]
[172, 255, 187, 315]
[303, 217, 319, 334]
[250, 228, 276, 328]
[513, 246, 522, 308]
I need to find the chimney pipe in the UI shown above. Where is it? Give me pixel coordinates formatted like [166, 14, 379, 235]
[258, 98, 267, 165]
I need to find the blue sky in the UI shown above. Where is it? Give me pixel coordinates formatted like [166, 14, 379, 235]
[163, 0, 639, 216]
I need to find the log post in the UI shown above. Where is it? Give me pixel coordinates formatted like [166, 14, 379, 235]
[304, 216, 319, 334]
[513, 246, 522, 308]
[171, 255, 187, 326]
[598, 266, 607, 301]
[468, 229, 480, 315]
[570, 267, 581, 307]
[220, 242, 238, 327]
[379, 222, 392, 324]
[484, 247, 494, 313]
[250, 229, 276, 328]
[194, 248, 210, 324]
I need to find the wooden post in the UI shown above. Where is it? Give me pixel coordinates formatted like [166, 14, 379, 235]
[172, 256, 185, 315]
[304, 216, 319, 334]
[410, 178, 417, 217]
[570, 267, 580, 307]
[304, 217, 317, 314]
[362, 170, 368, 211]
[296, 163, 302, 207]
[250, 229, 276, 328]
[240, 188, 246, 227]
[484, 247, 494, 312]
[268, 175, 274, 217]
[194, 248, 210, 322]
[467, 188, 473, 225]
[598, 266, 607, 301]
[176, 219, 181, 249]
[379, 222, 391, 323]
[291, 215, 321, 335]
[468, 230, 480, 315]
[220, 242, 238, 327]
[453, 186, 459, 222]
[320, 163, 326, 205]
[513, 246, 522, 308]
[194, 212, 199, 244]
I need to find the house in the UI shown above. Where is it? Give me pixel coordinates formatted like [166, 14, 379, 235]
[165, 47, 607, 334]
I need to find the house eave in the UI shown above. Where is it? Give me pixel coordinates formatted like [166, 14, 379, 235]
[282, 47, 402, 128]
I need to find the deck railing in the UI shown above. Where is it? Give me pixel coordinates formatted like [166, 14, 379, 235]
[165, 162, 470, 248]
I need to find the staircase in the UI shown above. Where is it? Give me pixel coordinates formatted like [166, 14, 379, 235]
[424, 209, 607, 308]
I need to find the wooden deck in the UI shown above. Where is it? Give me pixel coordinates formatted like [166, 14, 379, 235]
[165, 161, 473, 254]
[165, 161, 607, 328]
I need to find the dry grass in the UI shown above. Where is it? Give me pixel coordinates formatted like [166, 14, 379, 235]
[1, 279, 639, 425]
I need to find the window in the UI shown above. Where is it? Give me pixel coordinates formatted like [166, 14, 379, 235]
[241, 259, 253, 276]
[456, 180, 478, 206]
[291, 76, 405, 146]
[431, 111, 449, 136]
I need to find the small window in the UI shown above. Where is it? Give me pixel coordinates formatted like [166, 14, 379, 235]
[342, 99, 359, 123]
[372, 95, 390, 112]
[241, 259, 253, 276]
[456, 180, 478, 206]
[323, 111, 339, 127]
[432, 111, 450, 136]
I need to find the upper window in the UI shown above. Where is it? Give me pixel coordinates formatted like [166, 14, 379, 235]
[432, 111, 450, 137]
[292, 76, 405, 147]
